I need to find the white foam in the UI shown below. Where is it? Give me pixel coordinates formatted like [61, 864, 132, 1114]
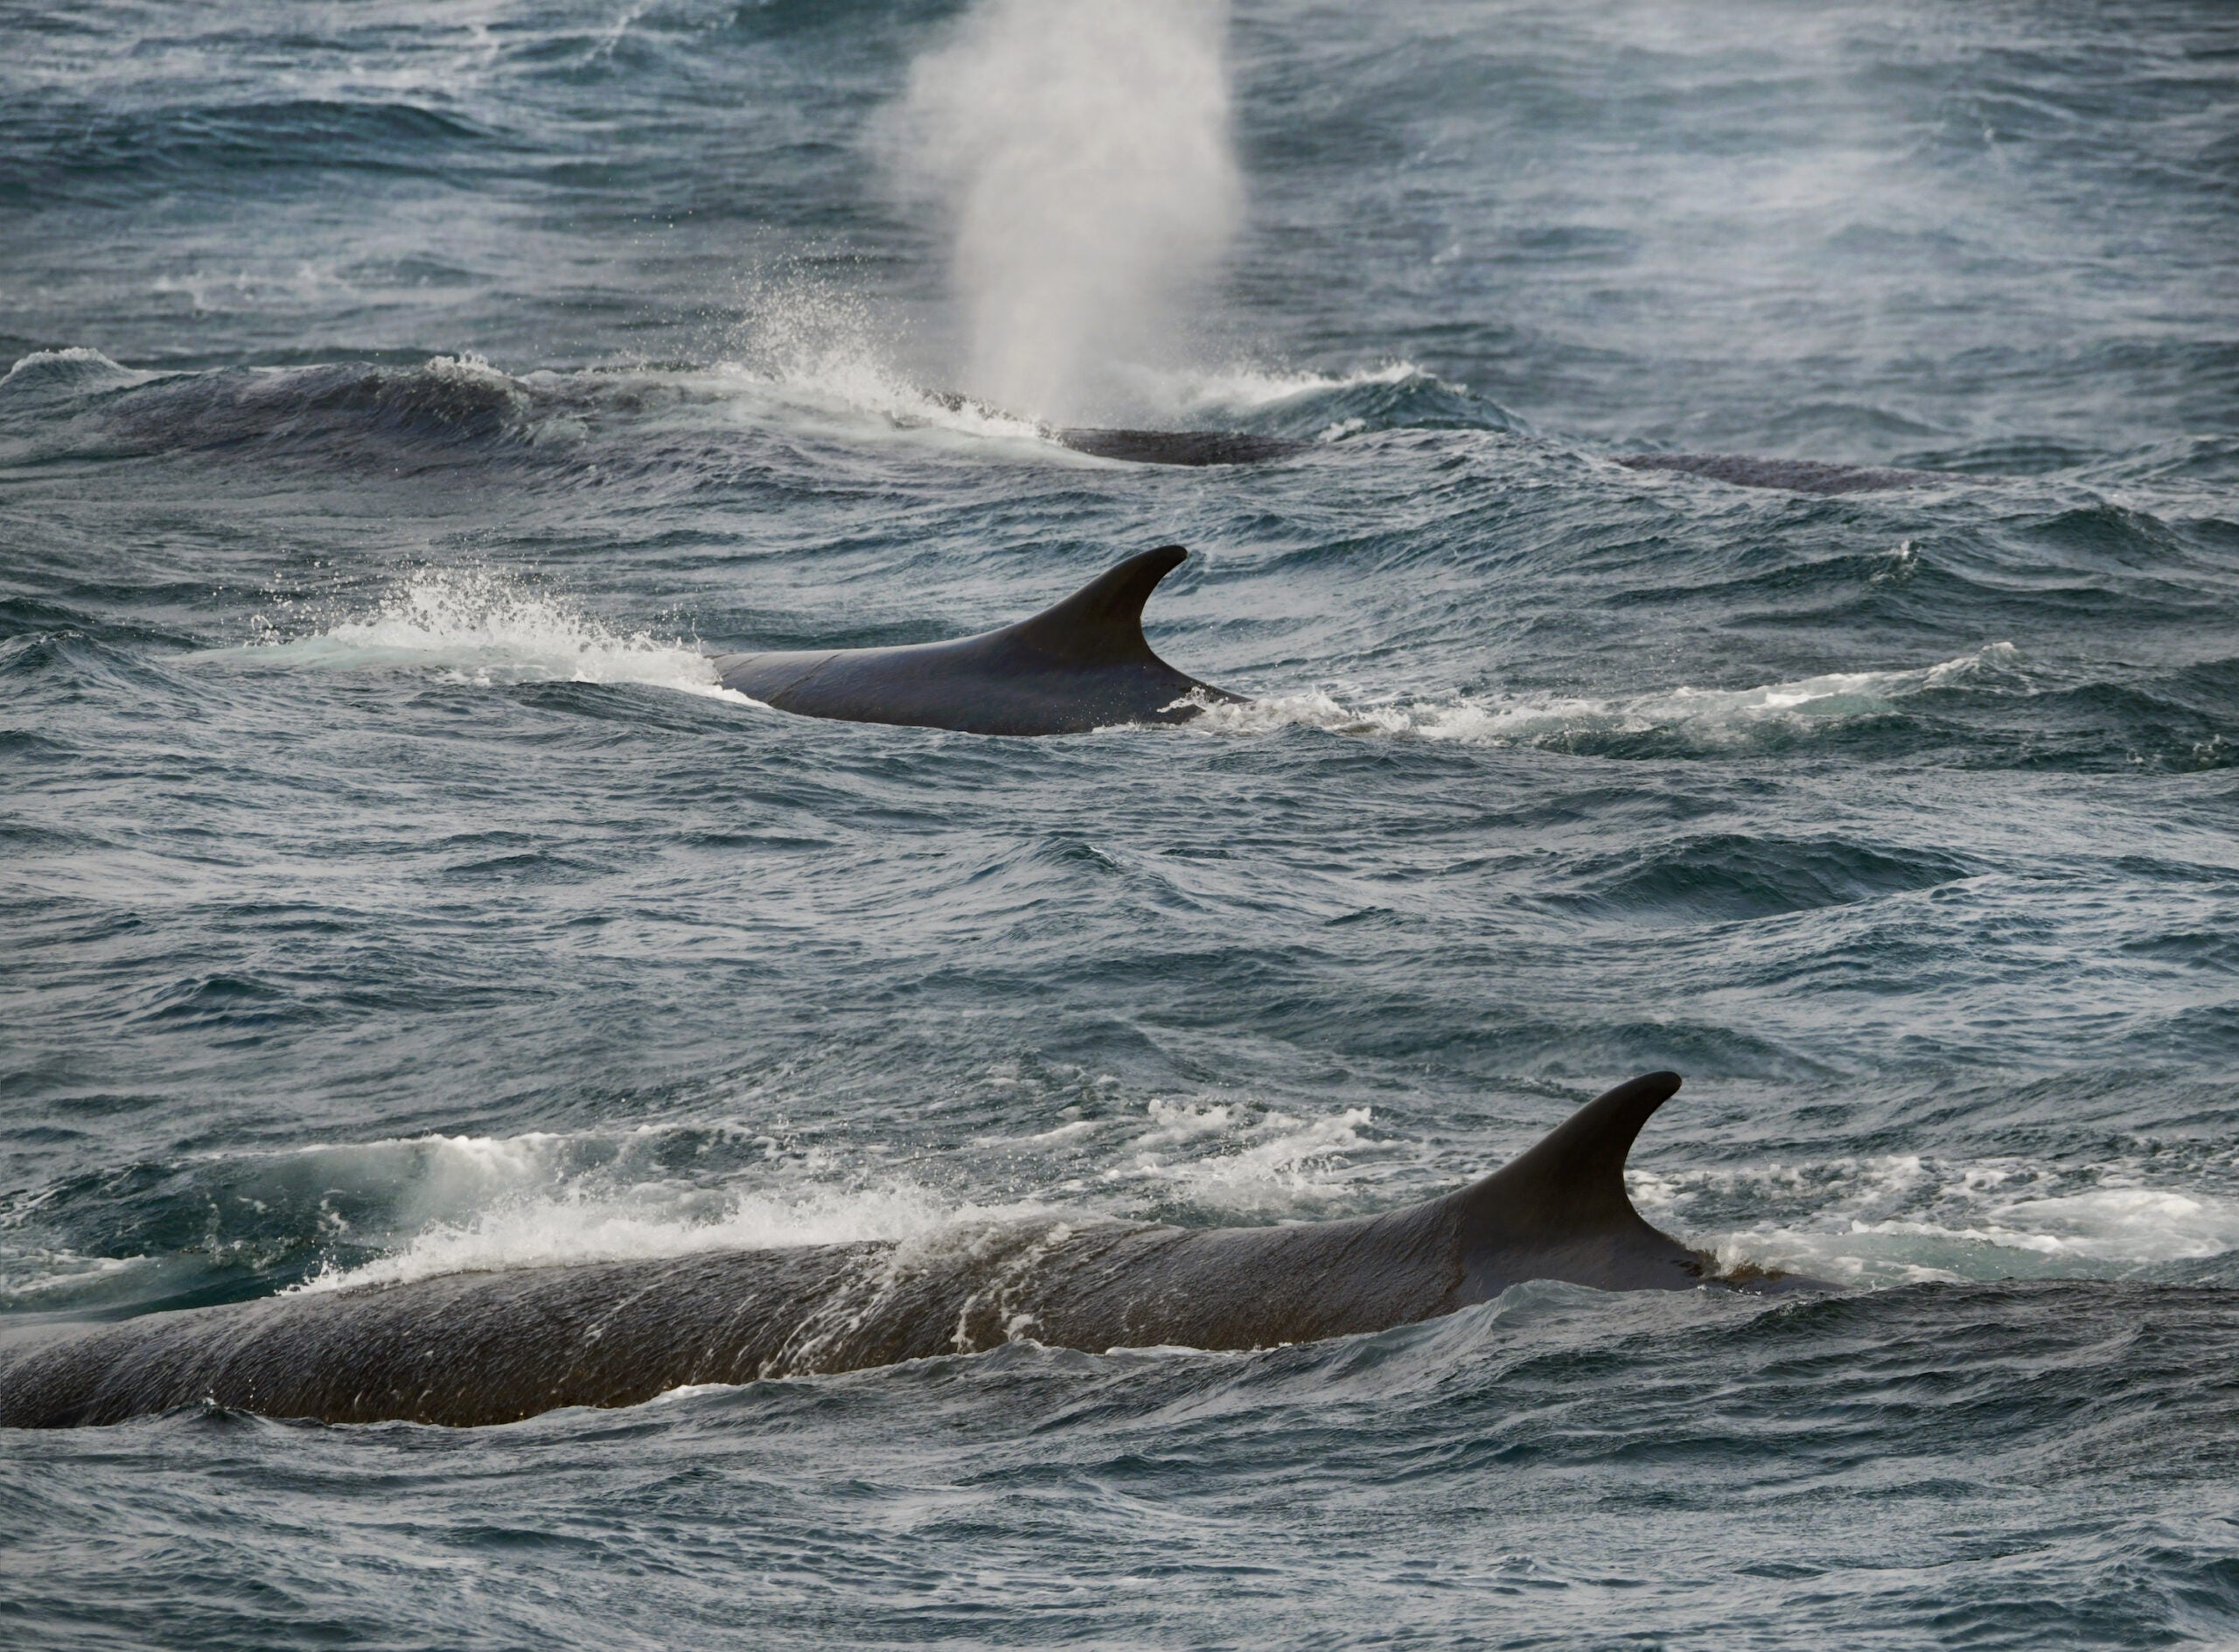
[1630, 1150, 2239, 1286]
[290, 1084, 1399, 1295]
[214, 569, 756, 703]
[289, 1132, 1057, 1295]
[1113, 359, 1429, 415]
[1100, 1097, 1385, 1214]
[1, 345, 152, 395]
[418, 350, 515, 389]
[234, 1130, 583, 1237]
[645, 332, 1068, 461]
[650, 1382, 737, 1405]
[1180, 643, 2019, 748]
[0, 1246, 149, 1301]
[1983, 1187, 2239, 1261]
[743, 364, 1049, 448]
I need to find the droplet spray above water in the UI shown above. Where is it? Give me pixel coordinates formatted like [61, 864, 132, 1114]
[884, 0, 1244, 422]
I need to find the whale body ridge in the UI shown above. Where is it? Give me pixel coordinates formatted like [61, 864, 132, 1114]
[0, 1073, 1824, 1429]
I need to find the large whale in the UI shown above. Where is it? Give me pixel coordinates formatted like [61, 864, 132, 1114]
[714, 544, 1243, 735]
[0, 1073, 1822, 1429]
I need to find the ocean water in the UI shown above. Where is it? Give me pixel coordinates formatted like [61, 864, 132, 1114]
[3, 0, 2238, 1645]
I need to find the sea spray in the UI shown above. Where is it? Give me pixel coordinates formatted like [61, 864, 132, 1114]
[886, 0, 1243, 422]
[223, 568, 749, 701]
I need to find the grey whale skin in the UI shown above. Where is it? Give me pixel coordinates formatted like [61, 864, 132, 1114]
[0, 1074, 1823, 1429]
[714, 544, 1242, 736]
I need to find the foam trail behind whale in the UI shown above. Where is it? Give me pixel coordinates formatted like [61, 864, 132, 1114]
[886, 0, 1242, 422]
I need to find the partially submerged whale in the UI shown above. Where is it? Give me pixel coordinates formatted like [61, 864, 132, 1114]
[1615, 452, 1954, 494]
[924, 390, 1308, 467]
[715, 544, 1243, 735]
[1053, 427, 1308, 466]
[0, 1073, 1823, 1429]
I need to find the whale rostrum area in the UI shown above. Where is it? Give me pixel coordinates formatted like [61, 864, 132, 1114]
[921, 390, 1309, 468]
[713, 544, 1245, 736]
[0, 1074, 1826, 1429]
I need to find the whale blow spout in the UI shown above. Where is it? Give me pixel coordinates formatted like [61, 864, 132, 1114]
[0, 1074, 1826, 1430]
[712, 545, 1245, 736]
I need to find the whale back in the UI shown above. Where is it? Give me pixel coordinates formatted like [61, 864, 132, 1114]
[713, 546, 1241, 736]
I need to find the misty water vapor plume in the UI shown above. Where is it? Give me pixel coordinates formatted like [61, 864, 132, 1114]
[889, 0, 1242, 422]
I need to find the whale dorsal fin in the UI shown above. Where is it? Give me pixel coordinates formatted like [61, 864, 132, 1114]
[1454, 1072, 1681, 1237]
[1002, 545, 1188, 668]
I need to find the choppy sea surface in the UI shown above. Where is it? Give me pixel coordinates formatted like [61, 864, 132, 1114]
[4, 2, 2238, 1646]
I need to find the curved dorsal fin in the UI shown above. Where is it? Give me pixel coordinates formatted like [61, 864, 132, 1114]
[1453, 1072, 1681, 1236]
[1002, 545, 1188, 667]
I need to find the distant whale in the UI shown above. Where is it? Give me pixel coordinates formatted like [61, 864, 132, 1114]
[924, 391, 1308, 467]
[1056, 427, 1308, 465]
[1615, 453, 1954, 494]
[0, 1073, 1823, 1429]
[714, 544, 1242, 736]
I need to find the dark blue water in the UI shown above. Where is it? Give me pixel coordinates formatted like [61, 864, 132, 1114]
[4, 2, 2238, 1645]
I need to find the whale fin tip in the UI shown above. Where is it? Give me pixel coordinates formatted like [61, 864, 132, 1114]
[1005, 545, 1189, 668]
[1456, 1071, 1684, 1240]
